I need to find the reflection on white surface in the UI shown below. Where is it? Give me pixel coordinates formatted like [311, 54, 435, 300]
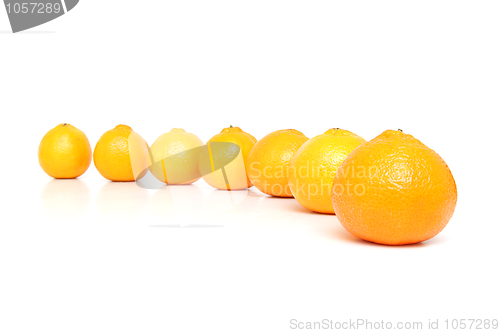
[39, 177, 251, 226]
[148, 185, 177, 220]
[148, 183, 248, 226]
[40, 179, 91, 219]
[201, 188, 248, 214]
[95, 182, 151, 220]
[37, 178, 335, 231]
[36, 178, 444, 245]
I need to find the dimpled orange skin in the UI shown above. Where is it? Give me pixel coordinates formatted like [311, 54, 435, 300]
[93, 125, 149, 182]
[247, 129, 308, 197]
[202, 126, 257, 190]
[148, 128, 204, 185]
[288, 129, 366, 214]
[331, 130, 457, 245]
[38, 123, 92, 179]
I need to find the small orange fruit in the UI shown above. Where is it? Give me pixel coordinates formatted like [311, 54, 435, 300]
[201, 126, 257, 190]
[331, 129, 457, 245]
[93, 125, 149, 182]
[38, 123, 92, 179]
[247, 129, 308, 197]
[288, 129, 366, 214]
[148, 128, 204, 185]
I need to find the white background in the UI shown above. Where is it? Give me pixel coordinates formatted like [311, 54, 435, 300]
[1, 1, 499, 332]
